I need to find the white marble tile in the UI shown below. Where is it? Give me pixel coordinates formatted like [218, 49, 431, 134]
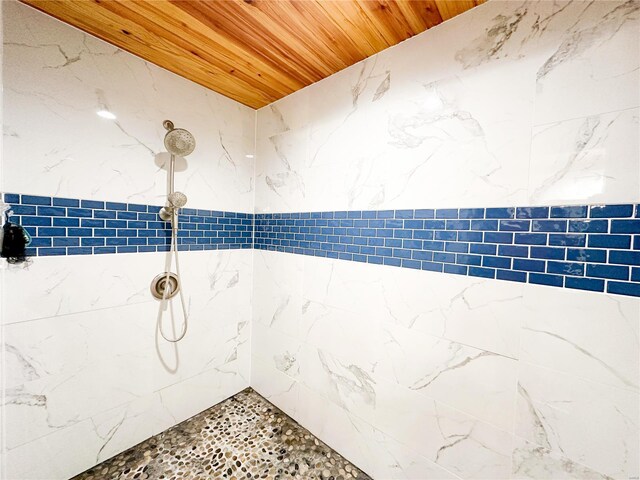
[372, 379, 512, 480]
[533, 2, 640, 125]
[376, 322, 518, 432]
[516, 362, 639, 479]
[512, 437, 614, 480]
[251, 321, 301, 380]
[2, 0, 255, 211]
[251, 249, 303, 336]
[2, 417, 105, 480]
[529, 108, 639, 206]
[250, 356, 300, 420]
[521, 285, 639, 393]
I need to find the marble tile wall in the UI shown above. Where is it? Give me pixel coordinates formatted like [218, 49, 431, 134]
[1, 1, 253, 479]
[253, 1, 640, 479]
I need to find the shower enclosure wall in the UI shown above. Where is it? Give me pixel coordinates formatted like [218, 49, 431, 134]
[2, 0, 639, 479]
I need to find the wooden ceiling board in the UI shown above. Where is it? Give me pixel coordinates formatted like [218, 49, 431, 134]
[20, 0, 486, 109]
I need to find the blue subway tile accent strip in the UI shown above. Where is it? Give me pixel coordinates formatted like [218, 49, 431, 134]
[3, 193, 252, 257]
[4, 194, 640, 297]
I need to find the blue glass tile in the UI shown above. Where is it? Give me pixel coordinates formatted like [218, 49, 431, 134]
[30, 238, 52, 247]
[117, 246, 138, 253]
[404, 220, 423, 229]
[433, 252, 454, 263]
[4, 193, 20, 203]
[117, 229, 137, 237]
[10, 205, 37, 215]
[82, 238, 105, 247]
[550, 205, 587, 218]
[81, 199, 104, 209]
[636, 205, 640, 218]
[334, 211, 348, 219]
[403, 259, 422, 269]
[513, 258, 545, 272]
[445, 242, 469, 253]
[421, 261, 443, 272]
[464, 243, 492, 256]
[515, 233, 547, 245]
[67, 208, 93, 218]
[376, 247, 393, 256]
[51, 197, 78, 207]
[117, 211, 137, 220]
[588, 234, 630, 249]
[497, 269, 526, 283]
[128, 221, 146, 229]
[568, 220, 608, 233]
[530, 246, 565, 260]
[94, 246, 117, 254]
[82, 219, 104, 228]
[68, 227, 92, 237]
[516, 207, 549, 219]
[22, 195, 51, 206]
[633, 236, 639, 250]
[353, 254, 367, 262]
[384, 257, 402, 267]
[436, 208, 458, 219]
[549, 234, 586, 247]
[377, 228, 394, 238]
[566, 248, 606, 263]
[403, 239, 422, 249]
[609, 250, 640, 266]
[486, 207, 514, 219]
[413, 230, 434, 240]
[105, 202, 127, 211]
[529, 273, 564, 287]
[53, 237, 79, 247]
[471, 220, 498, 231]
[485, 232, 513, 244]
[367, 255, 384, 265]
[565, 277, 605, 292]
[611, 220, 640, 233]
[362, 211, 376, 219]
[414, 209, 434, 219]
[459, 208, 484, 219]
[606, 281, 640, 297]
[483, 256, 511, 269]
[435, 230, 457, 241]
[39, 247, 67, 256]
[66, 247, 92, 255]
[384, 219, 402, 228]
[631, 267, 640, 282]
[587, 264, 629, 280]
[424, 220, 446, 230]
[444, 264, 467, 275]
[456, 254, 481, 266]
[547, 261, 584, 276]
[376, 210, 393, 219]
[498, 245, 528, 257]
[94, 210, 117, 219]
[532, 220, 567, 232]
[393, 248, 412, 259]
[347, 211, 362, 219]
[38, 227, 66, 236]
[590, 204, 633, 218]
[446, 220, 470, 230]
[22, 216, 52, 226]
[499, 220, 530, 231]
[395, 209, 413, 219]
[469, 266, 496, 279]
[458, 231, 483, 242]
[37, 206, 66, 217]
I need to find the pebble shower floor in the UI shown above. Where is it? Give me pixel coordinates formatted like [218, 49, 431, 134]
[72, 389, 371, 480]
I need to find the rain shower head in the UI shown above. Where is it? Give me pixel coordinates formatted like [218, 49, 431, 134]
[164, 126, 195, 157]
[168, 191, 187, 208]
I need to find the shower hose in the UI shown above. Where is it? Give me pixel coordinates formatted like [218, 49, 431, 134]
[159, 211, 189, 342]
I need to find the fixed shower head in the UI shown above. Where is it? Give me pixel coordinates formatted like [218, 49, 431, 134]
[168, 191, 188, 208]
[164, 127, 195, 157]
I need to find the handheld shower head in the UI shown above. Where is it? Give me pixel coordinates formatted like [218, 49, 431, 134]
[168, 191, 187, 208]
[164, 128, 195, 157]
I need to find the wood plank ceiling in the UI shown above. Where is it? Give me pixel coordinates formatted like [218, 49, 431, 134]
[21, 0, 485, 109]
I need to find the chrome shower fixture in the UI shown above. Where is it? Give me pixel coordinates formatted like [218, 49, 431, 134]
[163, 120, 196, 157]
[152, 119, 196, 343]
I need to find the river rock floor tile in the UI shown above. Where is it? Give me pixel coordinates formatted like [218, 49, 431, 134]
[73, 388, 372, 480]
